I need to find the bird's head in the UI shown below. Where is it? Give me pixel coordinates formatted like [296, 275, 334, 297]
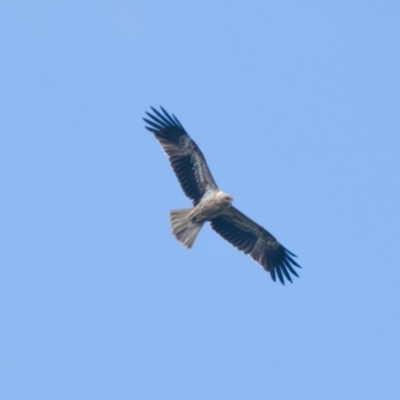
[219, 192, 233, 205]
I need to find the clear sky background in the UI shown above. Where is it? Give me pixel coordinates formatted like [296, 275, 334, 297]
[1, 1, 400, 399]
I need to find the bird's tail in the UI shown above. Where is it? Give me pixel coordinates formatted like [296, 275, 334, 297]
[169, 208, 204, 249]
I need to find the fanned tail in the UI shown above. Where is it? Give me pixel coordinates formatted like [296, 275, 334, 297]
[169, 208, 203, 248]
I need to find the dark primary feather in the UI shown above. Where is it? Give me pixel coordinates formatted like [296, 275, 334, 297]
[211, 206, 301, 284]
[144, 106, 218, 205]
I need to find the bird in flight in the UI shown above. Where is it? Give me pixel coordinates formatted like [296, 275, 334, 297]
[144, 106, 301, 284]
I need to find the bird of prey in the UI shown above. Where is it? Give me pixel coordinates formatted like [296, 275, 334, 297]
[144, 106, 301, 284]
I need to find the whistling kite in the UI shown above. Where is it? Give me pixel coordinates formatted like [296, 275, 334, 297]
[144, 107, 301, 284]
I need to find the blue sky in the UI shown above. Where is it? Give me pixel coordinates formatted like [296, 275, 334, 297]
[1, 1, 400, 399]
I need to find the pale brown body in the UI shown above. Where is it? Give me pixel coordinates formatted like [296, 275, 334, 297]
[170, 191, 233, 248]
[189, 191, 233, 222]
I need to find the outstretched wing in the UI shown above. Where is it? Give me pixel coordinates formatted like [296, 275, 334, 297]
[144, 106, 218, 205]
[210, 206, 301, 284]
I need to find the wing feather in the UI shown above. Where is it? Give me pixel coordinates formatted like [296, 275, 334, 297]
[144, 107, 218, 204]
[211, 206, 301, 284]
